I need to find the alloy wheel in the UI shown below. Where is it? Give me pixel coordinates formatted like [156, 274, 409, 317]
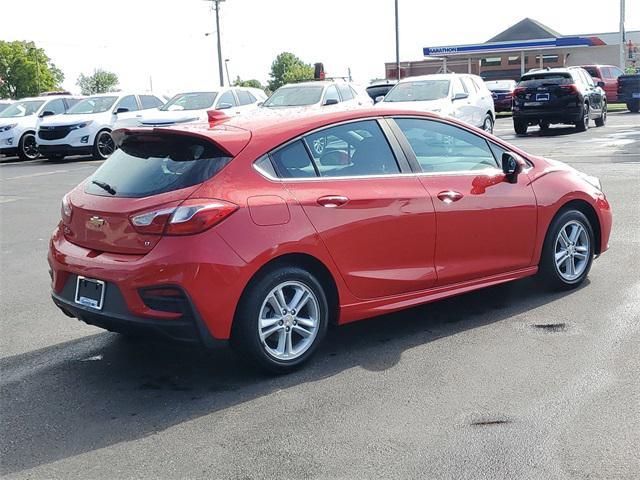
[258, 281, 320, 361]
[97, 132, 115, 158]
[483, 116, 494, 134]
[22, 133, 39, 160]
[554, 220, 590, 282]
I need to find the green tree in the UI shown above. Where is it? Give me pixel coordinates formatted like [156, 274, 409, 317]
[233, 76, 264, 90]
[0, 41, 64, 99]
[267, 52, 314, 91]
[76, 69, 119, 95]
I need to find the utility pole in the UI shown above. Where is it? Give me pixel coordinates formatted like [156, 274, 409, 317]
[620, 0, 626, 70]
[206, 0, 226, 87]
[395, 0, 400, 81]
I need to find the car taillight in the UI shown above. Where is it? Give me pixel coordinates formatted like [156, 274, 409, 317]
[559, 84, 578, 94]
[512, 87, 526, 96]
[130, 199, 237, 236]
[61, 194, 73, 223]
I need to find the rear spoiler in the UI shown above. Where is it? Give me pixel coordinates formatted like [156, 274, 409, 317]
[112, 124, 252, 157]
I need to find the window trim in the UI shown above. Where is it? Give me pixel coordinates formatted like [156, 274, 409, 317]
[253, 115, 534, 182]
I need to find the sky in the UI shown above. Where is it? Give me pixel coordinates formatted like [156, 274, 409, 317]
[3, 0, 639, 96]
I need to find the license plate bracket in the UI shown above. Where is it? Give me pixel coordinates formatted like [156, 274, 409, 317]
[75, 276, 105, 310]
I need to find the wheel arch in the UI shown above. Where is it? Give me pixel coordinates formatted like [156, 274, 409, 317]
[551, 199, 602, 255]
[235, 252, 340, 326]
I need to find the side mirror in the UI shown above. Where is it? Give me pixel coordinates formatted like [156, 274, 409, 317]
[114, 107, 129, 114]
[39, 110, 55, 118]
[501, 152, 525, 183]
[216, 103, 233, 110]
[597, 81, 605, 88]
[323, 98, 339, 106]
[374, 95, 385, 103]
[452, 92, 469, 101]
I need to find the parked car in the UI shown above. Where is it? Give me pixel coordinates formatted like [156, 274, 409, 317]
[617, 73, 640, 112]
[115, 88, 267, 128]
[48, 107, 611, 372]
[37, 92, 165, 160]
[0, 94, 82, 160]
[378, 74, 496, 132]
[262, 80, 372, 110]
[0, 99, 13, 113]
[484, 79, 517, 112]
[580, 64, 625, 103]
[366, 81, 396, 102]
[512, 67, 607, 135]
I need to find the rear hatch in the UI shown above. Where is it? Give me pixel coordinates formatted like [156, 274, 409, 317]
[64, 127, 249, 254]
[514, 72, 578, 110]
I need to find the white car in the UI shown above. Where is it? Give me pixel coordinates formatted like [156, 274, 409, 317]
[0, 95, 82, 160]
[262, 80, 373, 110]
[114, 87, 267, 128]
[378, 74, 496, 133]
[37, 92, 165, 160]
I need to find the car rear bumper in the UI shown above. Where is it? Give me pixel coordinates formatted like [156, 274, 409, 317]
[48, 224, 251, 343]
[513, 106, 582, 124]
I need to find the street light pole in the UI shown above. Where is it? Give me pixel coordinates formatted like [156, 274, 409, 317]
[619, 0, 626, 70]
[395, 0, 400, 80]
[224, 59, 231, 86]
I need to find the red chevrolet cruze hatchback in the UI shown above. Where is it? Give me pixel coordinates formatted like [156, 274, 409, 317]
[49, 108, 612, 372]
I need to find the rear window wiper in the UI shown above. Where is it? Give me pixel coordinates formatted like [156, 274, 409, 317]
[91, 180, 116, 195]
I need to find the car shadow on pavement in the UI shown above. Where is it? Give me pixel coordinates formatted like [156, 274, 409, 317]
[0, 277, 586, 475]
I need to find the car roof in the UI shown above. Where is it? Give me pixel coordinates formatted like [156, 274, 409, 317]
[398, 74, 466, 83]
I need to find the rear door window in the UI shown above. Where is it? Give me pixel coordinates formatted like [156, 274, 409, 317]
[85, 135, 232, 198]
[236, 90, 257, 105]
[270, 140, 317, 178]
[116, 95, 139, 112]
[216, 90, 237, 109]
[303, 120, 400, 177]
[140, 95, 164, 109]
[337, 84, 354, 101]
[323, 85, 340, 104]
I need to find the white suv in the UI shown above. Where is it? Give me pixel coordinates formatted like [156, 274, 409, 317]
[262, 80, 373, 110]
[379, 74, 496, 132]
[0, 94, 82, 160]
[114, 87, 267, 128]
[37, 92, 164, 160]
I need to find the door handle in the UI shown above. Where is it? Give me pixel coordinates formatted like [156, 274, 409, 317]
[437, 191, 463, 203]
[317, 195, 349, 208]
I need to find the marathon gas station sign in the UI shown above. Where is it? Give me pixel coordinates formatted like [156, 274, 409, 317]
[424, 36, 604, 57]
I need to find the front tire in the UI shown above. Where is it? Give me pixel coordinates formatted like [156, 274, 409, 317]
[595, 101, 607, 127]
[231, 266, 329, 373]
[18, 132, 39, 161]
[482, 114, 494, 134]
[538, 210, 595, 291]
[92, 130, 115, 160]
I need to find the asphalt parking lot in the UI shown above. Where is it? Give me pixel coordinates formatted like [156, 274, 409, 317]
[1, 112, 639, 479]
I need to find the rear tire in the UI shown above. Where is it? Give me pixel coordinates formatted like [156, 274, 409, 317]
[539, 121, 550, 131]
[627, 100, 640, 113]
[575, 103, 589, 132]
[538, 209, 595, 291]
[18, 132, 39, 161]
[513, 119, 528, 135]
[231, 265, 329, 373]
[595, 101, 607, 127]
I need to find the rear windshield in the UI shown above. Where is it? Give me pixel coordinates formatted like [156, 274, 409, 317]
[384, 80, 450, 102]
[518, 73, 572, 87]
[263, 86, 324, 107]
[485, 80, 515, 91]
[85, 135, 232, 198]
[582, 67, 598, 78]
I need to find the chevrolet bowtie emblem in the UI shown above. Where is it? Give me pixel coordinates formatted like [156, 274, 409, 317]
[88, 216, 106, 228]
